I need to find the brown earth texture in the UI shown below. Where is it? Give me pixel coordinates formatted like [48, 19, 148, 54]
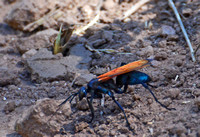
[0, 0, 200, 137]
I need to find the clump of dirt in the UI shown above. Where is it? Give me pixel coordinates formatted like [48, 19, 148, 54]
[0, 0, 200, 137]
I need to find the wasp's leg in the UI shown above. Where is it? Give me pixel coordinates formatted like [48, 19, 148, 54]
[122, 75, 132, 93]
[116, 75, 130, 93]
[108, 91, 133, 130]
[122, 84, 129, 93]
[69, 92, 79, 103]
[100, 94, 105, 116]
[86, 95, 95, 123]
[142, 83, 176, 111]
[147, 83, 158, 88]
[101, 79, 123, 94]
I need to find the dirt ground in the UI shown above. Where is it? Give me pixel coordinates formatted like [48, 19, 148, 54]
[0, 0, 200, 136]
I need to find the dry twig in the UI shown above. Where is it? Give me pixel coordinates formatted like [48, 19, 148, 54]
[168, 0, 196, 62]
[121, 0, 151, 20]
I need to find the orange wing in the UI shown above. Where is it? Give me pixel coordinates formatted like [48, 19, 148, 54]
[97, 59, 152, 82]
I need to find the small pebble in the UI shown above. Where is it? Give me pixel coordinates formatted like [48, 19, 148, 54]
[3, 97, 7, 101]
[158, 40, 167, 48]
[174, 59, 183, 67]
[75, 122, 89, 132]
[155, 52, 168, 60]
[4, 101, 16, 114]
[77, 98, 89, 110]
[182, 8, 192, 17]
[161, 25, 176, 36]
[168, 88, 180, 99]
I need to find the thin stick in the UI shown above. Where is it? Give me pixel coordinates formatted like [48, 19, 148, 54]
[168, 0, 196, 62]
[121, 0, 151, 20]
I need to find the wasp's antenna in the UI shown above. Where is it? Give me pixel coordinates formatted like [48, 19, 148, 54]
[48, 91, 81, 122]
[69, 92, 79, 103]
[58, 92, 79, 107]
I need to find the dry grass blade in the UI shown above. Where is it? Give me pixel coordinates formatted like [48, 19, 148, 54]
[53, 24, 74, 55]
[194, 44, 200, 56]
[168, 0, 196, 62]
[73, 0, 103, 35]
[23, 8, 63, 32]
[84, 43, 132, 55]
[73, 13, 100, 35]
[121, 0, 151, 20]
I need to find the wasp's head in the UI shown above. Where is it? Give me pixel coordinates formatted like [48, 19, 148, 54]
[78, 86, 87, 100]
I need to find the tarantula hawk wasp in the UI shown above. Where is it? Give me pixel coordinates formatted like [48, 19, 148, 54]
[56, 59, 175, 130]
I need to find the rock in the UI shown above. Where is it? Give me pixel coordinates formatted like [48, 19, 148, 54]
[22, 49, 37, 59]
[91, 67, 107, 76]
[167, 88, 180, 99]
[88, 31, 102, 42]
[123, 45, 131, 52]
[15, 98, 71, 137]
[91, 39, 107, 48]
[159, 10, 171, 20]
[110, 130, 116, 136]
[47, 87, 58, 98]
[75, 122, 89, 132]
[174, 59, 183, 67]
[26, 45, 92, 83]
[167, 124, 187, 136]
[68, 44, 92, 69]
[4, 101, 16, 114]
[137, 46, 154, 57]
[131, 93, 141, 101]
[167, 35, 179, 41]
[158, 40, 167, 48]
[16, 29, 57, 54]
[80, 5, 93, 18]
[164, 68, 179, 80]
[97, 130, 109, 136]
[141, 40, 152, 48]
[154, 51, 168, 60]
[102, 0, 116, 10]
[0, 68, 20, 86]
[75, 74, 96, 86]
[196, 68, 200, 73]
[4, 0, 59, 30]
[118, 126, 129, 134]
[26, 48, 68, 83]
[102, 30, 113, 42]
[193, 89, 200, 97]
[122, 21, 138, 30]
[182, 8, 192, 17]
[0, 23, 17, 35]
[161, 25, 176, 36]
[77, 98, 89, 111]
[0, 35, 7, 47]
